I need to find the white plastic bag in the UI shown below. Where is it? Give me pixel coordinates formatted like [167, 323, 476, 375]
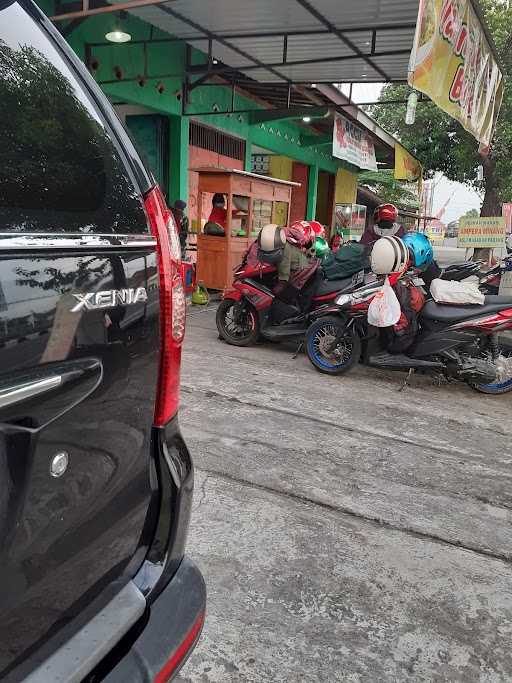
[430, 278, 484, 305]
[367, 276, 401, 327]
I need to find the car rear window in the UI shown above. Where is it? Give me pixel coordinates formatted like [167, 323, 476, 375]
[0, 3, 148, 234]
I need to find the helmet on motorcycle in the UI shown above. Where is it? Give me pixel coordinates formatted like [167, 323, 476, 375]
[402, 231, 434, 269]
[374, 203, 398, 224]
[287, 220, 315, 248]
[259, 223, 286, 251]
[309, 220, 326, 239]
[370, 236, 409, 275]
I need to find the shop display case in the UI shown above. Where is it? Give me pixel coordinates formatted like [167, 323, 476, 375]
[194, 168, 298, 290]
[334, 203, 367, 241]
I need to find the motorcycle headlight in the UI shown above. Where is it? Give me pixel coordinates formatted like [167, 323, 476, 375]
[336, 293, 353, 306]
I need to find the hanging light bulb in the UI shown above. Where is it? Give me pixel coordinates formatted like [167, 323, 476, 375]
[405, 90, 418, 125]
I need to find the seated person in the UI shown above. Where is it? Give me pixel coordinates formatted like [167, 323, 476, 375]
[360, 203, 405, 246]
[204, 193, 247, 236]
[204, 192, 226, 235]
[274, 221, 317, 302]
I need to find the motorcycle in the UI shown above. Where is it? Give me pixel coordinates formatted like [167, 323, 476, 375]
[419, 259, 482, 292]
[304, 275, 512, 394]
[216, 233, 485, 348]
[479, 255, 512, 295]
[216, 254, 377, 347]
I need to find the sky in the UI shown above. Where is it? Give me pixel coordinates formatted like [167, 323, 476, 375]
[338, 83, 482, 224]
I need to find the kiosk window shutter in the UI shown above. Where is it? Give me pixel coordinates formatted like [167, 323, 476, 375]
[190, 122, 245, 162]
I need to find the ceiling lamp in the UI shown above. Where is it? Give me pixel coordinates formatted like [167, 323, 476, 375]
[105, 13, 131, 43]
[105, 28, 131, 43]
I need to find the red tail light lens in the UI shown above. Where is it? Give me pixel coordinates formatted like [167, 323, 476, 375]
[154, 611, 205, 683]
[144, 185, 186, 426]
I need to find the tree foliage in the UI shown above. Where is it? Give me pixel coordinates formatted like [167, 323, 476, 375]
[370, 0, 512, 216]
[460, 207, 480, 220]
[358, 170, 419, 209]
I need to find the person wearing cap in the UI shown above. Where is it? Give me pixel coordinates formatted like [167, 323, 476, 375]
[171, 199, 189, 258]
[360, 203, 405, 246]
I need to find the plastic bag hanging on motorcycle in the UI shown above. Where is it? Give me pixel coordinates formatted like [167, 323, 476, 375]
[367, 277, 402, 327]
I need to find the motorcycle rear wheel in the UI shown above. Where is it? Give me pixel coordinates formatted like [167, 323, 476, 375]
[306, 317, 361, 375]
[216, 299, 260, 347]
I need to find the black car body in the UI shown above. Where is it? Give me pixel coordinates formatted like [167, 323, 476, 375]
[0, 2, 205, 680]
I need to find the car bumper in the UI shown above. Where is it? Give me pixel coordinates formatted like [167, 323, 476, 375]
[104, 557, 206, 682]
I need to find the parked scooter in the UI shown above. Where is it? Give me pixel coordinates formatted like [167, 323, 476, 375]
[479, 255, 512, 295]
[304, 238, 512, 394]
[216, 224, 373, 346]
[216, 254, 376, 347]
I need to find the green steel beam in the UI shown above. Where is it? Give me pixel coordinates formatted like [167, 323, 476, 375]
[168, 114, 189, 205]
[306, 164, 319, 220]
[249, 106, 330, 124]
[300, 134, 332, 147]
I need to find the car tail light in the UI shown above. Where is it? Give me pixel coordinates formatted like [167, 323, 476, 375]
[144, 185, 186, 426]
[154, 611, 205, 683]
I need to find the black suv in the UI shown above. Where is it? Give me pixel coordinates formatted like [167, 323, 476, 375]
[0, 2, 205, 680]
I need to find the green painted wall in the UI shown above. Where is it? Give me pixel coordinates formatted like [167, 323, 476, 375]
[41, 4, 365, 220]
[62, 11, 356, 175]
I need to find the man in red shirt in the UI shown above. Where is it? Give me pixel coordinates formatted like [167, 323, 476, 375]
[208, 193, 228, 228]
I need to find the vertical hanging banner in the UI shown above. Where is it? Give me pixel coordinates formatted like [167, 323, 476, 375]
[332, 113, 377, 171]
[502, 203, 512, 234]
[408, 0, 503, 147]
[394, 144, 423, 182]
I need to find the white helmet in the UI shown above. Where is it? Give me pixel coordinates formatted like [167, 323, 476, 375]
[370, 236, 409, 275]
[259, 224, 286, 252]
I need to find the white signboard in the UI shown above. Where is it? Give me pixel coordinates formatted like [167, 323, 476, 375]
[332, 113, 377, 171]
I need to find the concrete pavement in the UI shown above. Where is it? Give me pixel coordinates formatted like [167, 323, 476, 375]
[177, 304, 512, 682]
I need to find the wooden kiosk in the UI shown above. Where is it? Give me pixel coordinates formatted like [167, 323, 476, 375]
[194, 168, 299, 290]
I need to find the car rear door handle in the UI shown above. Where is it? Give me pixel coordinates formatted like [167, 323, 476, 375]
[0, 359, 102, 430]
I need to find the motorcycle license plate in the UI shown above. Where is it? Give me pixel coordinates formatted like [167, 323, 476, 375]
[352, 270, 365, 286]
[413, 277, 425, 286]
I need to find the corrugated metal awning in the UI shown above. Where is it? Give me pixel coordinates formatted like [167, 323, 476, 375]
[125, 0, 420, 84]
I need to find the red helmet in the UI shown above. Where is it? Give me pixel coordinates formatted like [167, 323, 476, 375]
[374, 203, 398, 224]
[286, 220, 315, 248]
[309, 220, 326, 238]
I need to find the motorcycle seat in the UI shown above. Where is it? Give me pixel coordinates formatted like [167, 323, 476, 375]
[421, 295, 512, 322]
[315, 276, 354, 296]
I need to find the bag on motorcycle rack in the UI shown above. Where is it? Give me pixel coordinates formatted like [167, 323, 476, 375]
[383, 281, 425, 353]
[367, 276, 402, 328]
[430, 278, 484, 305]
[321, 242, 369, 281]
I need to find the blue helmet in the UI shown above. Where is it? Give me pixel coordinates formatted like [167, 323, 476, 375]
[402, 231, 434, 269]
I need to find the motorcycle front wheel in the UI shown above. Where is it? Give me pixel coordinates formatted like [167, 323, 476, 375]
[216, 298, 260, 346]
[306, 316, 361, 375]
[472, 342, 512, 394]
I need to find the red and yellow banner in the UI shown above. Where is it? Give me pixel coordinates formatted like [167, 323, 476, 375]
[409, 0, 503, 147]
